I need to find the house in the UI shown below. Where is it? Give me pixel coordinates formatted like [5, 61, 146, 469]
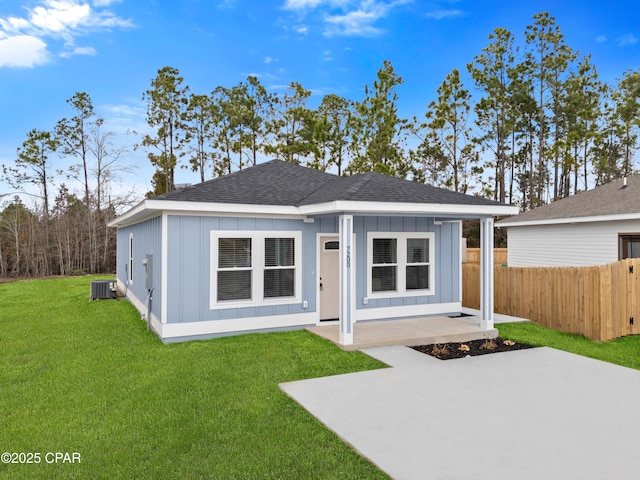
[109, 160, 517, 344]
[498, 176, 640, 267]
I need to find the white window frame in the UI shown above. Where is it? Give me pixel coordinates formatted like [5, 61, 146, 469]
[210, 230, 302, 309]
[367, 232, 435, 298]
[128, 232, 134, 285]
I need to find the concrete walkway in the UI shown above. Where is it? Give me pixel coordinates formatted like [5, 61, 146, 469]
[280, 346, 640, 480]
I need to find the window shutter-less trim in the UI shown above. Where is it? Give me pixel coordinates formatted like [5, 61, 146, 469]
[210, 231, 301, 309]
[367, 232, 435, 298]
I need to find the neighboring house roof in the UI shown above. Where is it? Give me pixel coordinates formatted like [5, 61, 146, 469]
[110, 160, 518, 227]
[498, 176, 640, 227]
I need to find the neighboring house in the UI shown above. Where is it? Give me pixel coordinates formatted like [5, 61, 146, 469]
[109, 160, 516, 344]
[498, 176, 640, 267]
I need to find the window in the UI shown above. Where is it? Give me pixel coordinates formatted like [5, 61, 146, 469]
[210, 231, 301, 308]
[367, 232, 434, 297]
[217, 238, 252, 301]
[264, 238, 295, 298]
[619, 234, 640, 260]
[406, 238, 429, 290]
[324, 241, 339, 251]
[128, 233, 134, 284]
[372, 238, 397, 292]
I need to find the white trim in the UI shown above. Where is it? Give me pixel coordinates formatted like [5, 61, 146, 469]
[480, 218, 494, 330]
[339, 215, 355, 345]
[109, 199, 305, 227]
[127, 232, 134, 285]
[498, 212, 640, 228]
[455, 220, 463, 303]
[110, 198, 518, 228]
[299, 200, 518, 217]
[161, 212, 168, 324]
[355, 302, 462, 321]
[159, 312, 316, 339]
[366, 232, 435, 299]
[209, 230, 302, 309]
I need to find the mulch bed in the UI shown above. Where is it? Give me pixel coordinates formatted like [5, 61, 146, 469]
[411, 337, 535, 360]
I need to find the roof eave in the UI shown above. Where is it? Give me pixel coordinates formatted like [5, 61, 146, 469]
[300, 200, 519, 217]
[108, 200, 305, 227]
[110, 199, 519, 228]
[498, 212, 640, 227]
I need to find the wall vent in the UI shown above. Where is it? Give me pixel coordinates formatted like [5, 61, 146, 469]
[91, 280, 117, 300]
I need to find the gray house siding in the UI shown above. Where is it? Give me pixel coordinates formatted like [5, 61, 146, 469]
[354, 216, 460, 310]
[161, 213, 459, 326]
[116, 215, 163, 322]
[165, 215, 311, 324]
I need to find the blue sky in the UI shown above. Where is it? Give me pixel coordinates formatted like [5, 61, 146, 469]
[1, 0, 639, 202]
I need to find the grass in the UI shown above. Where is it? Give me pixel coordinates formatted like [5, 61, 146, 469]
[0, 277, 389, 479]
[498, 321, 640, 370]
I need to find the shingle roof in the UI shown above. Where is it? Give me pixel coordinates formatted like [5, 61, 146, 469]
[154, 159, 503, 208]
[498, 176, 640, 226]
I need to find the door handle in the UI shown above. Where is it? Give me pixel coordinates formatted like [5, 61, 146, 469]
[319, 277, 323, 291]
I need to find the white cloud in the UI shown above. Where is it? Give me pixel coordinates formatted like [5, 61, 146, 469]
[284, 0, 328, 8]
[0, 0, 133, 68]
[59, 44, 96, 57]
[0, 35, 49, 67]
[617, 33, 638, 46]
[424, 9, 462, 20]
[0, 16, 32, 31]
[265, 56, 274, 63]
[101, 102, 149, 136]
[324, 1, 389, 37]
[282, 0, 411, 37]
[596, 34, 607, 43]
[92, 0, 122, 6]
[30, 1, 92, 33]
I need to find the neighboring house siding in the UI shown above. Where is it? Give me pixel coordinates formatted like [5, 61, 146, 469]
[507, 219, 640, 266]
[116, 216, 163, 321]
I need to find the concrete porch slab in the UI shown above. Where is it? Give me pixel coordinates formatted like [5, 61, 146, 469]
[306, 316, 498, 351]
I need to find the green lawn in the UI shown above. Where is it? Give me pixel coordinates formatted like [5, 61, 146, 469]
[0, 277, 389, 479]
[498, 321, 640, 370]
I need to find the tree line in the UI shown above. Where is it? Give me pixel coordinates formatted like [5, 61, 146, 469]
[142, 11, 640, 209]
[2, 11, 639, 278]
[0, 93, 131, 278]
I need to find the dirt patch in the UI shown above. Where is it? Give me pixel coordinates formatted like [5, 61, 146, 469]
[411, 337, 535, 360]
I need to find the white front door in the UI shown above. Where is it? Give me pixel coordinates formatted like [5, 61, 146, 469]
[319, 236, 340, 321]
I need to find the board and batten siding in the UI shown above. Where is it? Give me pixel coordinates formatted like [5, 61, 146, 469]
[116, 215, 163, 322]
[165, 215, 339, 325]
[507, 219, 640, 267]
[354, 217, 460, 311]
[163, 214, 460, 327]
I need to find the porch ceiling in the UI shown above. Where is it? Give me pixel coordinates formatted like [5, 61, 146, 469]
[307, 316, 498, 352]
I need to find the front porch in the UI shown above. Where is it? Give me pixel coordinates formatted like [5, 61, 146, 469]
[307, 315, 499, 352]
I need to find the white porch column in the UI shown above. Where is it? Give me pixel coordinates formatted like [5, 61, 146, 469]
[339, 214, 354, 345]
[480, 217, 494, 330]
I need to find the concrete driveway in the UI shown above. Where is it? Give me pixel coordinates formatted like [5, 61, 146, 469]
[280, 346, 640, 480]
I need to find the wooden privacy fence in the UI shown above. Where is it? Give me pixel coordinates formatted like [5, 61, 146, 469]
[464, 248, 508, 265]
[462, 258, 640, 341]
